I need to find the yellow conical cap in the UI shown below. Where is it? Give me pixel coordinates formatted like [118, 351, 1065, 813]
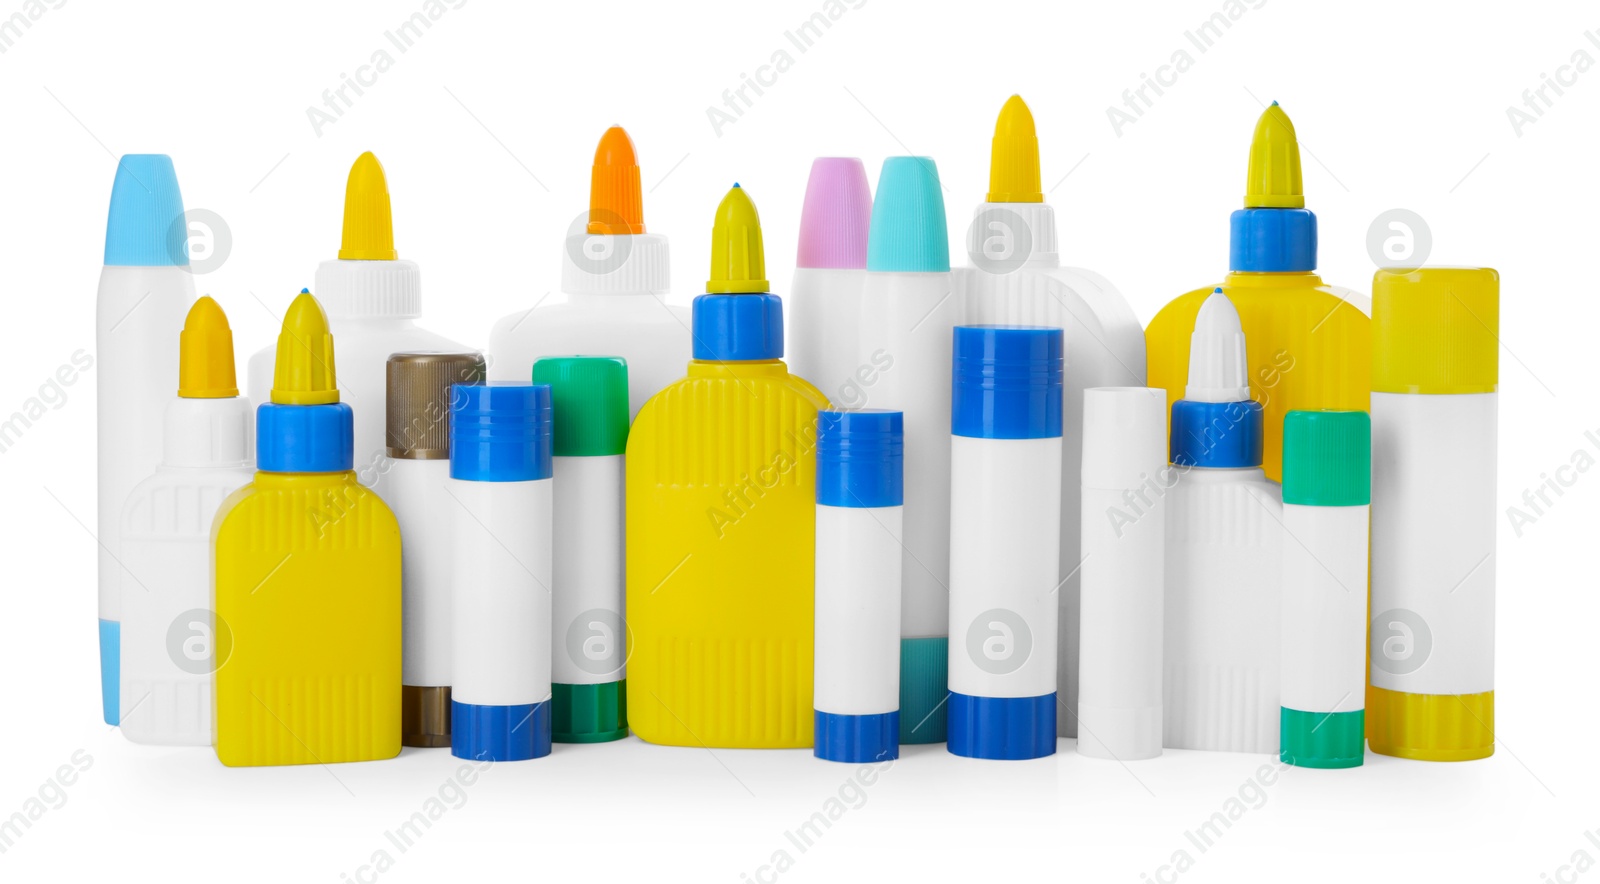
[338, 151, 398, 260]
[987, 94, 1043, 203]
[706, 184, 769, 293]
[1244, 102, 1304, 209]
[177, 296, 238, 398]
[271, 289, 340, 405]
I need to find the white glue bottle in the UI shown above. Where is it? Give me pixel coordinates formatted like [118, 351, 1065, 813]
[1078, 386, 1167, 760]
[1162, 289, 1283, 754]
[533, 356, 631, 744]
[789, 157, 872, 406]
[857, 156, 959, 745]
[97, 154, 197, 724]
[813, 408, 904, 763]
[118, 297, 251, 744]
[384, 351, 486, 748]
[447, 382, 554, 761]
[247, 153, 466, 489]
[1279, 409, 1370, 769]
[947, 326, 1063, 761]
[1368, 267, 1499, 762]
[961, 95, 1148, 740]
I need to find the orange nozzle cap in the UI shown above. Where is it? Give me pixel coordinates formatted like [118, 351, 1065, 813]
[588, 126, 646, 235]
[177, 296, 239, 398]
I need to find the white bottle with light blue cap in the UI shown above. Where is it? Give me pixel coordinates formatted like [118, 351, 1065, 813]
[1162, 289, 1283, 754]
[856, 156, 958, 745]
[96, 154, 196, 725]
[448, 382, 554, 761]
[946, 325, 1063, 760]
[814, 409, 904, 763]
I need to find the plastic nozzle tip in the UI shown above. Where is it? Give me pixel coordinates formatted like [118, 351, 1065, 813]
[867, 157, 950, 273]
[178, 296, 238, 398]
[1184, 288, 1251, 403]
[797, 158, 871, 269]
[705, 184, 769, 293]
[588, 126, 646, 235]
[338, 151, 398, 260]
[270, 290, 340, 405]
[1244, 103, 1304, 209]
[987, 95, 1043, 204]
[104, 154, 188, 267]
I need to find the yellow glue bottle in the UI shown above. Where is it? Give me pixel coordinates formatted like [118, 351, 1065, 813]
[625, 184, 829, 749]
[212, 290, 402, 766]
[1145, 103, 1369, 481]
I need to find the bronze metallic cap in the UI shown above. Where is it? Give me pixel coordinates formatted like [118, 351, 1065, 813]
[386, 351, 486, 459]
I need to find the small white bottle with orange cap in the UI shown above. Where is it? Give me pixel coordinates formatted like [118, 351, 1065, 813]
[489, 126, 690, 417]
[118, 297, 252, 745]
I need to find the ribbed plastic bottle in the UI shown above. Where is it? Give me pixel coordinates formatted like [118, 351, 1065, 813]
[247, 153, 466, 490]
[1368, 267, 1499, 761]
[97, 154, 197, 724]
[789, 157, 872, 405]
[947, 326, 1063, 761]
[857, 156, 959, 745]
[213, 290, 402, 767]
[814, 409, 904, 763]
[1145, 102, 1369, 484]
[625, 184, 829, 748]
[448, 382, 555, 762]
[1162, 290, 1283, 754]
[118, 297, 252, 745]
[960, 97, 1147, 739]
[534, 356, 630, 743]
[489, 127, 691, 417]
[385, 351, 486, 747]
[1280, 409, 1370, 769]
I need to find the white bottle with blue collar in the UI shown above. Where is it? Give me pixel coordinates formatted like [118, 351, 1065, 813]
[946, 325, 1063, 760]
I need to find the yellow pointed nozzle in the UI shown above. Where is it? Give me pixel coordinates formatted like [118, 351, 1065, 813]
[338, 151, 398, 260]
[271, 289, 340, 405]
[1244, 102, 1305, 209]
[177, 296, 238, 398]
[987, 94, 1043, 203]
[705, 184, 769, 294]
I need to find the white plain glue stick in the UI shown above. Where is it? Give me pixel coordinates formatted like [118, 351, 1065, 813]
[1078, 386, 1167, 760]
[789, 158, 872, 406]
[1279, 409, 1370, 769]
[813, 409, 904, 763]
[856, 156, 959, 745]
[97, 154, 196, 725]
[1367, 267, 1499, 762]
[533, 356, 631, 744]
[385, 351, 486, 748]
[947, 326, 1063, 761]
[448, 382, 554, 762]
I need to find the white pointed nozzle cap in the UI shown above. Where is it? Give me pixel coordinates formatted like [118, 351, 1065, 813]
[1184, 289, 1251, 403]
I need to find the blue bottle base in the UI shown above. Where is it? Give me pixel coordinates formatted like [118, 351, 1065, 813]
[451, 699, 552, 761]
[947, 692, 1057, 760]
[899, 637, 947, 744]
[814, 710, 899, 763]
[100, 619, 119, 725]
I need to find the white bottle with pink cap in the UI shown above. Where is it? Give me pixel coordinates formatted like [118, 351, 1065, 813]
[788, 157, 873, 407]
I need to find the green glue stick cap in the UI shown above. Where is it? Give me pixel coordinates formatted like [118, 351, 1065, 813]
[1281, 410, 1370, 507]
[532, 356, 630, 457]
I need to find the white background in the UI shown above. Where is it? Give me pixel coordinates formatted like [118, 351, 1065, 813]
[2, 0, 1596, 881]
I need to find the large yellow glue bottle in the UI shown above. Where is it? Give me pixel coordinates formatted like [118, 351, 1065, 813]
[625, 184, 829, 749]
[1145, 103, 1369, 481]
[212, 289, 402, 766]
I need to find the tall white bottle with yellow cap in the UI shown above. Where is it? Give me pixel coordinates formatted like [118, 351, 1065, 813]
[961, 96, 1146, 739]
[247, 152, 466, 492]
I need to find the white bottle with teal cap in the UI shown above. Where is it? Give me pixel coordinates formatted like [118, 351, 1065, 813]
[1163, 289, 1283, 754]
[947, 325, 1063, 760]
[96, 154, 197, 725]
[813, 409, 904, 763]
[448, 382, 555, 761]
[1280, 409, 1370, 769]
[534, 356, 630, 744]
[856, 156, 958, 745]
